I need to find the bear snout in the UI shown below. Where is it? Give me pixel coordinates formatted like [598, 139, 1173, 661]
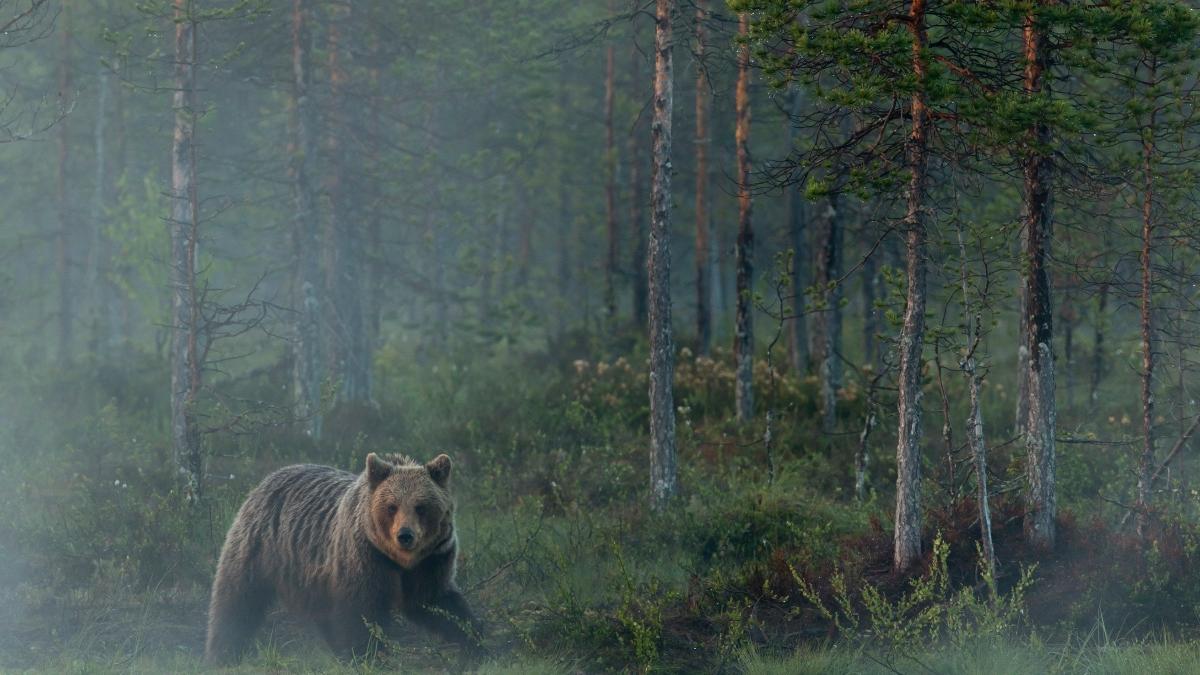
[397, 527, 416, 549]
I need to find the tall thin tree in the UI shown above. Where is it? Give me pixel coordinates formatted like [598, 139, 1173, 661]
[169, 0, 202, 501]
[649, 0, 678, 510]
[733, 11, 754, 423]
[290, 0, 323, 438]
[694, 0, 712, 355]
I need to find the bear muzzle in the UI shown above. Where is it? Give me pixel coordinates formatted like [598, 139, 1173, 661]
[397, 527, 416, 550]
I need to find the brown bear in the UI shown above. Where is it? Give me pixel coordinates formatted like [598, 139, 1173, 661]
[204, 452, 480, 664]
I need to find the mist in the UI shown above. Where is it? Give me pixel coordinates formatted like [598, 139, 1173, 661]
[2, 0, 1200, 673]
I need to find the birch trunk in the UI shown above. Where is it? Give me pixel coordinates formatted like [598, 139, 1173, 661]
[733, 11, 754, 424]
[290, 0, 323, 438]
[649, 0, 677, 511]
[170, 0, 202, 501]
[1020, 11, 1057, 549]
[894, 0, 929, 574]
[809, 193, 844, 433]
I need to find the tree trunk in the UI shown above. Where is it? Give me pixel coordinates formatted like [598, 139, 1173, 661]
[325, 2, 369, 403]
[1020, 11, 1057, 550]
[810, 193, 844, 433]
[1090, 280, 1108, 403]
[604, 30, 618, 320]
[694, 0, 712, 356]
[366, 32, 383, 354]
[733, 12, 754, 424]
[894, 0, 929, 574]
[649, 0, 677, 511]
[787, 88, 809, 374]
[630, 40, 648, 330]
[90, 62, 110, 355]
[170, 0, 202, 501]
[1137, 75, 1157, 541]
[957, 223, 996, 575]
[56, 0, 73, 362]
[289, 0, 323, 438]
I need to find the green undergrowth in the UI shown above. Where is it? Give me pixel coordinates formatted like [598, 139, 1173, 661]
[5, 338, 1200, 672]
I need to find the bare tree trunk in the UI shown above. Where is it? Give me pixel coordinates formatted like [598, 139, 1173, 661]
[786, 91, 809, 374]
[649, 0, 677, 511]
[956, 222, 996, 575]
[630, 40, 648, 330]
[894, 0, 929, 574]
[694, 0, 712, 356]
[810, 194, 844, 433]
[290, 0, 323, 438]
[1020, 12, 1057, 549]
[56, 0, 73, 362]
[1090, 280, 1108, 403]
[733, 12, 754, 424]
[605, 29, 618, 320]
[366, 32, 383, 354]
[325, 1, 369, 403]
[170, 0, 202, 501]
[89, 62, 110, 355]
[1137, 77, 1157, 541]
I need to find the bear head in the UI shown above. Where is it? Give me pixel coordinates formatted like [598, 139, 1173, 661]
[362, 452, 455, 570]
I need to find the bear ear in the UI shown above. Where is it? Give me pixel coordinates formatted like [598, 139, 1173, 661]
[425, 453, 452, 487]
[366, 453, 392, 486]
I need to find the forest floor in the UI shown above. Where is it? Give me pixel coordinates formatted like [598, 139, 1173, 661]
[6, 343, 1200, 673]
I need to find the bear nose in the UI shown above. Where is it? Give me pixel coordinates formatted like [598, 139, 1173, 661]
[397, 527, 415, 549]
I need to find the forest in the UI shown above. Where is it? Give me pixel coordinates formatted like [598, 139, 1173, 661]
[6, 0, 1200, 672]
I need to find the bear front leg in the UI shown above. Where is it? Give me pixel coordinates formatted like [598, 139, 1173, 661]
[204, 574, 274, 665]
[402, 587, 483, 649]
[321, 603, 390, 660]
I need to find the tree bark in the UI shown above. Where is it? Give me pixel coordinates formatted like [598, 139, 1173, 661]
[325, 1, 369, 403]
[809, 193, 844, 433]
[1090, 280, 1108, 403]
[289, 0, 323, 438]
[1020, 10, 1057, 549]
[787, 89, 809, 374]
[733, 11, 754, 424]
[89, 62, 110, 354]
[170, 0, 202, 501]
[649, 0, 677, 511]
[630, 40, 648, 330]
[604, 28, 618, 320]
[957, 223, 996, 575]
[1137, 69, 1157, 540]
[894, 0, 929, 574]
[694, 0, 712, 356]
[56, 0, 73, 362]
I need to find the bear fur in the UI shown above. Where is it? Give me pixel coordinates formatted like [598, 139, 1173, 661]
[204, 452, 479, 664]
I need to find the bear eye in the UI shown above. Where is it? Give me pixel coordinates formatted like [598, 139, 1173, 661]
[386, 504, 398, 516]
[414, 503, 428, 517]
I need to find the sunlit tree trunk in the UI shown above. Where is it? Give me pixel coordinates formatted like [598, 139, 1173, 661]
[733, 11, 754, 424]
[894, 0, 929, 574]
[694, 0, 711, 356]
[170, 0, 202, 501]
[1020, 10, 1057, 549]
[290, 0, 323, 438]
[56, 0, 73, 362]
[325, 1, 369, 403]
[649, 0, 677, 511]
